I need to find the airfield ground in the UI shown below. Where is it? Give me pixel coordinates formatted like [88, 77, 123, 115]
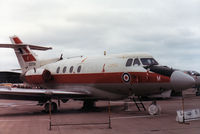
[0, 89, 199, 134]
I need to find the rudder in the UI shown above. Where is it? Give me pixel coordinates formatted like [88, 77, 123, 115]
[10, 36, 39, 74]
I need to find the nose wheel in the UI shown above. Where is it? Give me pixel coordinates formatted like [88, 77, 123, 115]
[44, 102, 58, 113]
[148, 101, 161, 115]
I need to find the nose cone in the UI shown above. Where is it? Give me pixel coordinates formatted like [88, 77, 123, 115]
[170, 71, 195, 91]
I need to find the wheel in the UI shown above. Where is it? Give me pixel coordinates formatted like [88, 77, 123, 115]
[44, 103, 49, 113]
[44, 102, 58, 113]
[196, 91, 200, 96]
[148, 104, 161, 115]
[51, 102, 58, 113]
[82, 100, 96, 111]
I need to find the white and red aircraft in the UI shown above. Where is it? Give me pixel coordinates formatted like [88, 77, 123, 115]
[0, 36, 195, 113]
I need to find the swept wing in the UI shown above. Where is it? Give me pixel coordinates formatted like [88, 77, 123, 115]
[0, 86, 90, 101]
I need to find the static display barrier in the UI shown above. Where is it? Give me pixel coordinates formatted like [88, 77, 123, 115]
[176, 108, 200, 122]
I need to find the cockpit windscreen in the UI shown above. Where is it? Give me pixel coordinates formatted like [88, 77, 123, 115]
[140, 58, 158, 66]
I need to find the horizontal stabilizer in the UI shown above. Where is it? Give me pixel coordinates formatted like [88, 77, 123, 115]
[0, 44, 52, 51]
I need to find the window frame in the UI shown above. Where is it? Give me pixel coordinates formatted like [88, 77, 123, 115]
[126, 58, 133, 67]
[77, 65, 81, 73]
[140, 58, 158, 66]
[56, 67, 60, 74]
[133, 58, 141, 66]
[63, 66, 67, 73]
[69, 66, 74, 73]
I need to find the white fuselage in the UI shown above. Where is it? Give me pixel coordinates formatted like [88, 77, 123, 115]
[24, 53, 173, 100]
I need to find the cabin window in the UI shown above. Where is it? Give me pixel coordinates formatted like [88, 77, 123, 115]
[69, 66, 74, 73]
[77, 65, 81, 73]
[140, 58, 158, 66]
[126, 58, 133, 67]
[56, 67, 60, 73]
[133, 58, 140, 66]
[63, 66, 67, 73]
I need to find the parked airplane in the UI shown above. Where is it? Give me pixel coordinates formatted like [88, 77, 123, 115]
[185, 70, 200, 96]
[0, 36, 195, 114]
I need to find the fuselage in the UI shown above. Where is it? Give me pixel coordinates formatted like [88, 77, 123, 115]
[24, 53, 180, 100]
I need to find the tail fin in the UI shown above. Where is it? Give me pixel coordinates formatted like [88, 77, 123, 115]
[0, 36, 52, 74]
[10, 36, 23, 44]
[10, 36, 39, 73]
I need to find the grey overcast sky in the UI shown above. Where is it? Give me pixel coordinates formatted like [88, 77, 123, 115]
[0, 0, 200, 72]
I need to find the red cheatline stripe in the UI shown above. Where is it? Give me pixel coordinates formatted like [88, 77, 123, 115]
[13, 37, 22, 44]
[25, 72, 170, 84]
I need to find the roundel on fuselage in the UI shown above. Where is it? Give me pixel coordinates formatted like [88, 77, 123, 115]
[122, 73, 131, 83]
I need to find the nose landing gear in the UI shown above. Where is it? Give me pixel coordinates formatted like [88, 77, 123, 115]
[148, 101, 161, 115]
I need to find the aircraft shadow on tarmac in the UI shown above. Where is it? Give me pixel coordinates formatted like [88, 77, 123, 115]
[0, 104, 128, 117]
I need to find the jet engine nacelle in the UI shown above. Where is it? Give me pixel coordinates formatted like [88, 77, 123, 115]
[25, 68, 53, 84]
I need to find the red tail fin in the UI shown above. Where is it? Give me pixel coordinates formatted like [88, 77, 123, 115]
[11, 36, 23, 44]
[10, 36, 38, 73]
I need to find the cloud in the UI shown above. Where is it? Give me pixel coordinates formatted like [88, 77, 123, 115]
[0, 0, 200, 72]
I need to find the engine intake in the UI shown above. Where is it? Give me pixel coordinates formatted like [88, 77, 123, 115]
[144, 65, 175, 77]
[25, 68, 53, 84]
[42, 69, 52, 82]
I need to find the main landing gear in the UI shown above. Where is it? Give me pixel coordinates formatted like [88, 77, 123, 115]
[41, 99, 68, 113]
[81, 100, 96, 111]
[42, 99, 96, 113]
[44, 102, 58, 113]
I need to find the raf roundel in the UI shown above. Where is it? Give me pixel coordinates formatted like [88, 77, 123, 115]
[122, 73, 131, 83]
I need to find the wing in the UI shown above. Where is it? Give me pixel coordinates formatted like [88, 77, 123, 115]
[0, 86, 90, 101]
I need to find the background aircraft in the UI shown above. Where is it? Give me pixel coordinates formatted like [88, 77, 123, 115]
[184, 70, 200, 96]
[0, 36, 195, 114]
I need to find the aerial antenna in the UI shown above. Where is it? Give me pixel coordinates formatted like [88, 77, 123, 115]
[104, 51, 106, 56]
[59, 54, 63, 60]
